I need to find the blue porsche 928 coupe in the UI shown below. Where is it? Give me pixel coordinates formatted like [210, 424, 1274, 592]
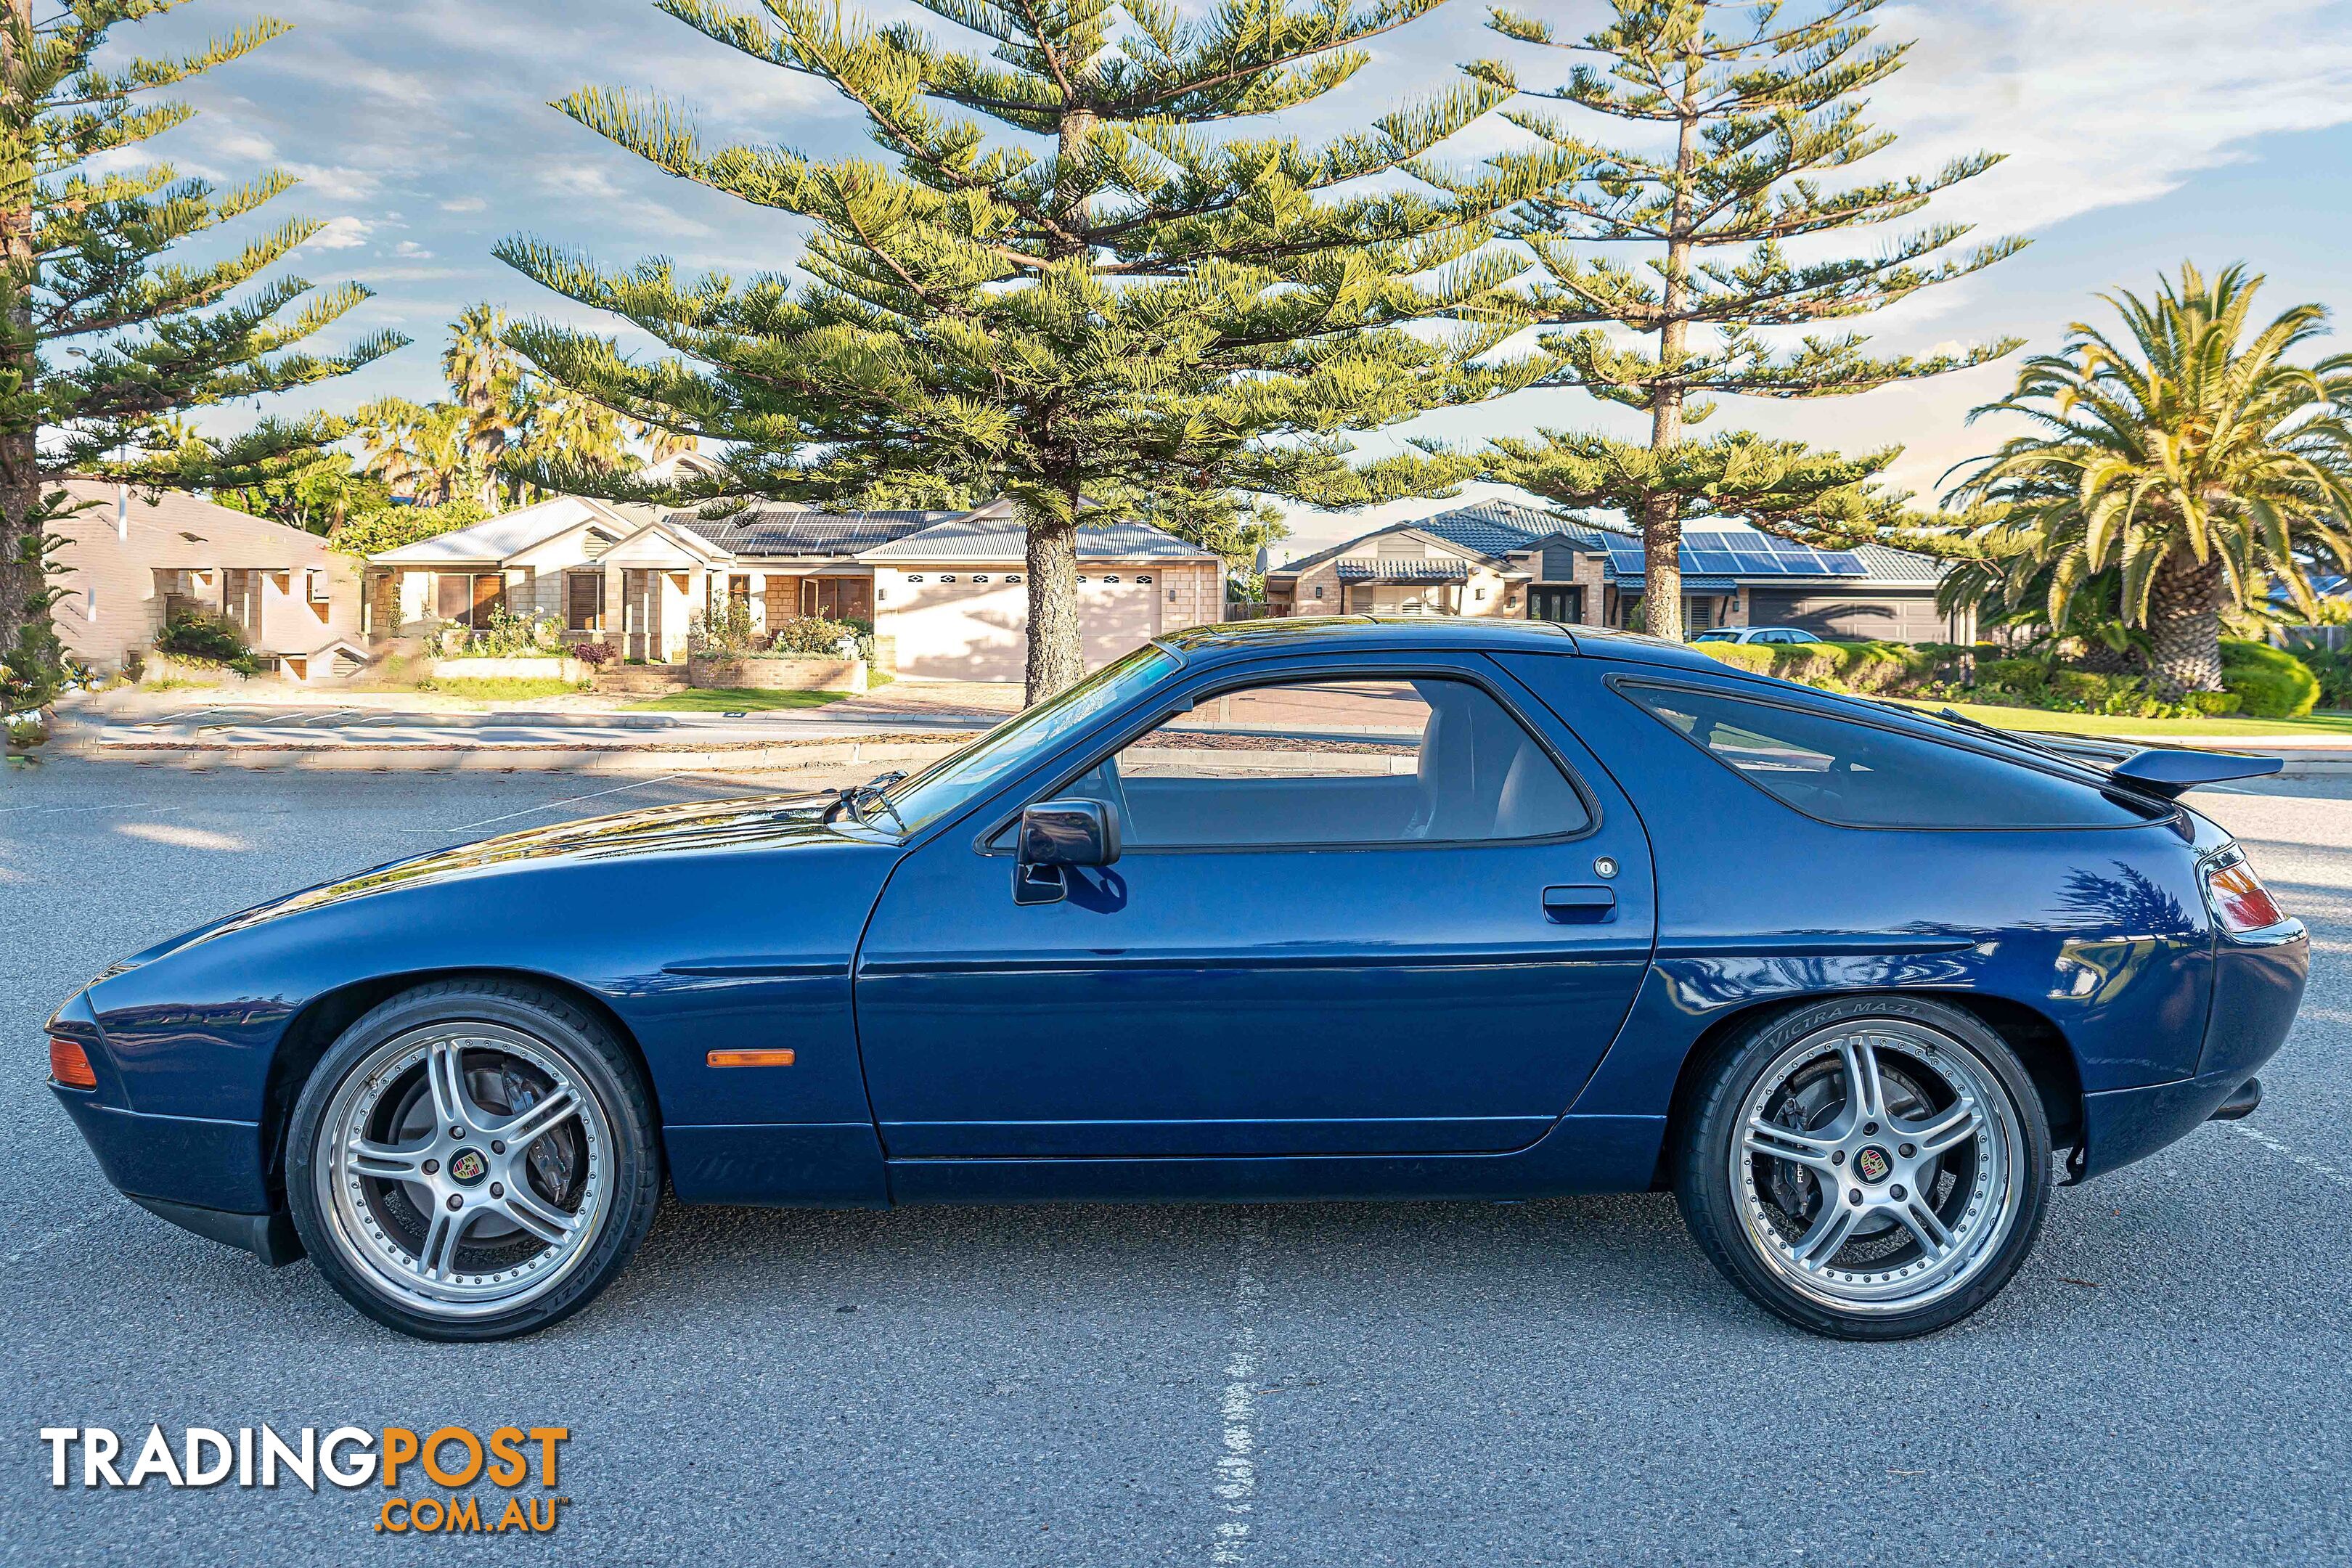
[47, 620, 2307, 1342]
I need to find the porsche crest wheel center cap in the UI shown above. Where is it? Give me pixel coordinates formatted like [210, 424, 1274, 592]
[1854, 1145, 1892, 1184]
[447, 1148, 490, 1187]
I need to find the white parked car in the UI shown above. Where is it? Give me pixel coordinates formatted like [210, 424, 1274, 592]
[1691, 626, 1824, 645]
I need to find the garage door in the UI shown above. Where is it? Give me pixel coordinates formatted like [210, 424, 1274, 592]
[1079, 571, 1161, 669]
[889, 570, 1164, 681]
[1747, 588, 1942, 642]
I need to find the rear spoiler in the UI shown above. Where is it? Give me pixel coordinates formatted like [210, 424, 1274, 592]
[2006, 732, 2284, 799]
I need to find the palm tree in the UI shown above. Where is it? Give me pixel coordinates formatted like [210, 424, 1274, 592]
[354, 397, 474, 505]
[1944, 264, 2352, 694]
[444, 303, 523, 507]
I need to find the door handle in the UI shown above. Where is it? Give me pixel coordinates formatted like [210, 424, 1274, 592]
[1542, 884, 1617, 923]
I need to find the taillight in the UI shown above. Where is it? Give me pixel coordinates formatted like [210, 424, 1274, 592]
[2205, 849, 2287, 934]
[48, 1037, 97, 1089]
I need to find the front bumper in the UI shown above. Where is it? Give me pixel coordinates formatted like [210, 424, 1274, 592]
[52, 1088, 289, 1261]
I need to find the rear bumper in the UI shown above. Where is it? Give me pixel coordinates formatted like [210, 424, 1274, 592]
[2077, 1063, 2268, 1181]
[53, 1087, 276, 1226]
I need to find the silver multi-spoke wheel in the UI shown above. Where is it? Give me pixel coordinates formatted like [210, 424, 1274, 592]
[314, 1021, 614, 1321]
[1728, 1018, 2030, 1316]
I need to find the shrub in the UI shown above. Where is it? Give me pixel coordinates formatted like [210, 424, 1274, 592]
[155, 611, 268, 676]
[2221, 639, 2319, 718]
[764, 615, 865, 658]
[2295, 643, 2352, 709]
[690, 597, 758, 658]
[1691, 639, 1973, 696]
[571, 640, 615, 666]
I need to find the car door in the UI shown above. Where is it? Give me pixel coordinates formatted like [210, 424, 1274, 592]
[852, 653, 1657, 1159]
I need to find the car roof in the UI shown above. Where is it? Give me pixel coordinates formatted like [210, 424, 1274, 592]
[1164, 615, 1729, 674]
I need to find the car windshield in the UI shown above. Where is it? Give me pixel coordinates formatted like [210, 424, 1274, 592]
[881, 645, 1183, 833]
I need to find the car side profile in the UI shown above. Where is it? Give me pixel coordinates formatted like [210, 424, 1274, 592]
[1689, 626, 1824, 645]
[46, 619, 2307, 1341]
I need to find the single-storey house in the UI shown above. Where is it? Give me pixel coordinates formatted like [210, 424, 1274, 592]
[1264, 500, 1973, 643]
[366, 495, 1225, 680]
[48, 480, 367, 681]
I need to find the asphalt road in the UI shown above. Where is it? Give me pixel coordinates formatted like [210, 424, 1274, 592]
[4, 757, 2349, 1566]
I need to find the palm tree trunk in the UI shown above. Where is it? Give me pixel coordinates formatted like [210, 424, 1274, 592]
[2144, 550, 2228, 695]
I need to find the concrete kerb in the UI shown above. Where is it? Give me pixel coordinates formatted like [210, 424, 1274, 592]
[75, 735, 976, 775]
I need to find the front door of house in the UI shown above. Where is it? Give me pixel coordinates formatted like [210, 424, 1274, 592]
[1528, 585, 1583, 624]
[622, 570, 662, 661]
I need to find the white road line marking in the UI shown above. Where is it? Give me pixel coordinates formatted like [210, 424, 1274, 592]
[2232, 1123, 2352, 1189]
[1212, 1217, 1265, 1567]
[417, 774, 683, 834]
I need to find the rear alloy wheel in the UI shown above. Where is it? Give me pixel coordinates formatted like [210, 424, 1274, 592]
[1675, 997, 2051, 1339]
[286, 981, 660, 1341]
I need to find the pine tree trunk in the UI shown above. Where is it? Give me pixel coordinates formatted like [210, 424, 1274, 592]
[1024, 507, 1083, 705]
[0, 0, 42, 711]
[1016, 106, 1098, 706]
[2145, 549, 2228, 696]
[1638, 48, 1702, 643]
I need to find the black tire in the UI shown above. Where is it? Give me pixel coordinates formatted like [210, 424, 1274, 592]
[285, 979, 661, 1342]
[1673, 995, 2053, 1340]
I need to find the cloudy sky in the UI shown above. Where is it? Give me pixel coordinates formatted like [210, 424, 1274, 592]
[116, 0, 2352, 555]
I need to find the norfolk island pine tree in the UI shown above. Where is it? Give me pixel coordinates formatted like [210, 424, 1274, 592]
[0, 0, 403, 714]
[495, 0, 1568, 702]
[1459, 0, 2023, 640]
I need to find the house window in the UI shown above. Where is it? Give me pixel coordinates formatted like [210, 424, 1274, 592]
[566, 571, 606, 632]
[435, 572, 505, 628]
[800, 576, 873, 621]
[727, 574, 752, 609]
[1061, 677, 1588, 847]
[1137, 576, 1151, 584]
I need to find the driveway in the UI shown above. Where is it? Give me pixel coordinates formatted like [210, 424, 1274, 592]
[3, 765, 2348, 1565]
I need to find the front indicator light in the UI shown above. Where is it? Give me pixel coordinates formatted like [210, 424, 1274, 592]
[2205, 851, 2287, 934]
[48, 1037, 97, 1089]
[706, 1048, 796, 1068]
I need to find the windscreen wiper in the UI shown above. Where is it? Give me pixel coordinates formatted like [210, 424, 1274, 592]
[822, 772, 907, 833]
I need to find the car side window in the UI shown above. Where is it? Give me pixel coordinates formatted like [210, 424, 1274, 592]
[1621, 682, 2153, 829]
[1060, 677, 1590, 848]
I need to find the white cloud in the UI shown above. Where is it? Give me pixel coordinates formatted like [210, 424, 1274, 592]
[439, 195, 487, 213]
[308, 215, 372, 249]
[1876, 1, 2352, 233]
[393, 240, 434, 258]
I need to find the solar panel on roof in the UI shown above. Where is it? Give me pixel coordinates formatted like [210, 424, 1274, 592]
[1726, 550, 1782, 573]
[1686, 548, 1740, 573]
[1814, 550, 1867, 574]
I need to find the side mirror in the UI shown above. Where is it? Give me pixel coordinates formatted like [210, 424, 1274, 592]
[1013, 799, 1122, 905]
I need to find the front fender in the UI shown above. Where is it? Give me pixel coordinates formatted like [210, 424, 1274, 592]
[73, 838, 904, 1134]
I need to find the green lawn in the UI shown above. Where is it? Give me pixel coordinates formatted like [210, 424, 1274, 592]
[624, 687, 852, 712]
[417, 677, 587, 701]
[1883, 698, 2352, 740]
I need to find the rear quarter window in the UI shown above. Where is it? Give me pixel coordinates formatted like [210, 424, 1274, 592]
[1620, 682, 2154, 829]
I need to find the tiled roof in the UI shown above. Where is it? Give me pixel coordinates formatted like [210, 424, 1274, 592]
[671, 506, 957, 558]
[1273, 502, 1952, 591]
[1408, 499, 1568, 558]
[859, 513, 1214, 562]
[1334, 560, 1472, 581]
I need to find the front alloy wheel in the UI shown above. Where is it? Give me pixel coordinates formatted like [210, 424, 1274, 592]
[287, 981, 660, 1340]
[1676, 997, 2052, 1339]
